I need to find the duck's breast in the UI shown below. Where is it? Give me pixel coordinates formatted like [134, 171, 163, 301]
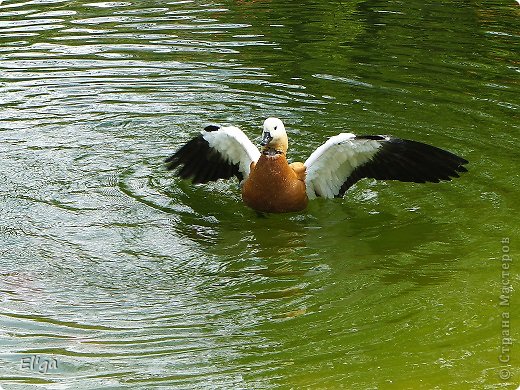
[241, 155, 308, 213]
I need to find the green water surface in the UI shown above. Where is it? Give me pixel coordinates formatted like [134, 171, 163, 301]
[0, 0, 519, 389]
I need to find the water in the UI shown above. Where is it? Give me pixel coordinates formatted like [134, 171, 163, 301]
[1, 0, 519, 388]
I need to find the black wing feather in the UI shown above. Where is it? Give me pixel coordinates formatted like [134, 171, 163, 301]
[165, 128, 243, 184]
[337, 136, 468, 197]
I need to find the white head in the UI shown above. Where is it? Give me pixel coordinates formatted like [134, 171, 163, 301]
[260, 117, 288, 153]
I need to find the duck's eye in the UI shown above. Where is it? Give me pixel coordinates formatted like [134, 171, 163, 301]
[274, 126, 278, 130]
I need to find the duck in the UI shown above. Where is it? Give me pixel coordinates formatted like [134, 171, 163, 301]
[165, 117, 468, 213]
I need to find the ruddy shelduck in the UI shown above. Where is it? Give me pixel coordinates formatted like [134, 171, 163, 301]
[166, 118, 468, 213]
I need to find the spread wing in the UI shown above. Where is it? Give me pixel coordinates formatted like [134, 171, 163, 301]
[304, 133, 468, 199]
[165, 125, 261, 184]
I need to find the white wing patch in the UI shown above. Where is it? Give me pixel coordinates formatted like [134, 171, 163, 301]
[304, 133, 383, 199]
[203, 126, 261, 179]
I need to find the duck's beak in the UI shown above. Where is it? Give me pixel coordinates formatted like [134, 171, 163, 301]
[260, 132, 273, 146]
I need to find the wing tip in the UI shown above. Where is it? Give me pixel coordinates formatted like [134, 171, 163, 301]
[204, 125, 220, 132]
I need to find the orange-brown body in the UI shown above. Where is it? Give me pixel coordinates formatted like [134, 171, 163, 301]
[242, 154, 308, 213]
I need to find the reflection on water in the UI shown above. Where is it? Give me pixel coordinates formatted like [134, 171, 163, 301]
[1, 0, 519, 388]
